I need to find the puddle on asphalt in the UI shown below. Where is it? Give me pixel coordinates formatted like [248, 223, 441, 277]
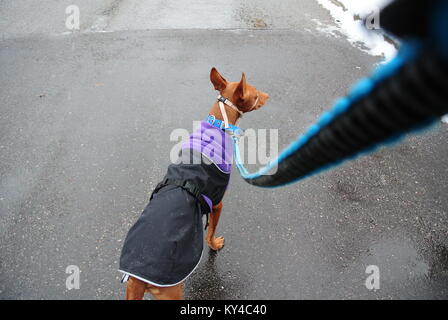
[184, 249, 250, 299]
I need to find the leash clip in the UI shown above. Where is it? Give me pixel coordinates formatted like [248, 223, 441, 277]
[227, 127, 245, 140]
[207, 114, 216, 125]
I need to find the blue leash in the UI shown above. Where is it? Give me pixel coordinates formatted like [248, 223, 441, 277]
[232, 41, 423, 187]
[227, 0, 448, 188]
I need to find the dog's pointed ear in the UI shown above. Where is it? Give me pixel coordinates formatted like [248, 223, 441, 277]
[210, 67, 227, 91]
[234, 72, 247, 99]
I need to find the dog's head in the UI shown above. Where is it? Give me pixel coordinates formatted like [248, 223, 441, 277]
[210, 67, 269, 113]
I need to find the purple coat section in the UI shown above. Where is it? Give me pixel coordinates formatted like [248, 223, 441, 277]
[181, 121, 234, 174]
[201, 194, 213, 212]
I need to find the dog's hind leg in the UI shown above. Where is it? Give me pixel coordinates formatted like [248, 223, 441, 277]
[125, 276, 147, 300]
[147, 283, 184, 300]
[205, 201, 225, 250]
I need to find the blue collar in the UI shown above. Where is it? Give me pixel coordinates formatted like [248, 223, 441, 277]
[206, 115, 244, 136]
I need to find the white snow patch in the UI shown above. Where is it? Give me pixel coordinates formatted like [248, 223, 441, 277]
[442, 114, 448, 124]
[316, 0, 397, 62]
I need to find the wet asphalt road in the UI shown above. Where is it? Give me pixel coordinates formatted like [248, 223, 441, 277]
[1, 1, 447, 299]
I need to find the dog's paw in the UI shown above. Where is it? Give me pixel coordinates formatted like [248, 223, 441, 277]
[207, 236, 225, 251]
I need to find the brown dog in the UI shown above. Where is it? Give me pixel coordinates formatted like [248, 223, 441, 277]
[122, 68, 269, 300]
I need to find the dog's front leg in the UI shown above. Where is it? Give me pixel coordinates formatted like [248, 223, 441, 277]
[205, 201, 225, 250]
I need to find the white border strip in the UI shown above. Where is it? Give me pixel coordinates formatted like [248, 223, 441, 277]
[118, 250, 204, 288]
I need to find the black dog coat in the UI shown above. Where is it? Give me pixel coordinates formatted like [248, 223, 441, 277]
[119, 121, 233, 286]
